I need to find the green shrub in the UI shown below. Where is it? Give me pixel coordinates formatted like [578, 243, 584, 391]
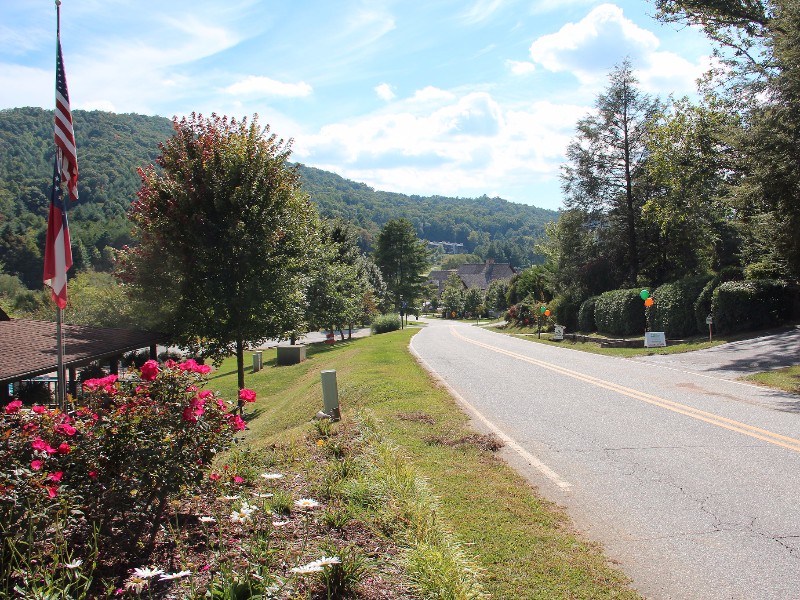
[693, 266, 742, 333]
[650, 276, 711, 338]
[712, 279, 793, 334]
[594, 289, 645, 337]
[371, 313, 402, 334]
[577, 296, 598, 333]
[549, 294, 580, 331]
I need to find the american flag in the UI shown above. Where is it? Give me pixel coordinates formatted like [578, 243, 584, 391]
[43, 155, 73, 309]
[54, 36, 78, 201]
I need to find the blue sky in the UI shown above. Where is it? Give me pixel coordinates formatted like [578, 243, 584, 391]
[0, 0, 713, 211]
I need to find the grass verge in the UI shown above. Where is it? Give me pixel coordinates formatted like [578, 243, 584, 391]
[485, 325, 729, 357]
[741, 365, 800, 395]
[229, 330, 642, 599]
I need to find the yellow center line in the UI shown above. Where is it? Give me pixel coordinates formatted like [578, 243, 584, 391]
[451, 326, 800, 454]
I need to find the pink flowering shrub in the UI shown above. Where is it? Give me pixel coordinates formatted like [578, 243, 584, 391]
[0, 359, 245, 570]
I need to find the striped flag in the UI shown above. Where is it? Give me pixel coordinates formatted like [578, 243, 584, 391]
[43, 156, 73, 309]
[54, 34, 78, 200]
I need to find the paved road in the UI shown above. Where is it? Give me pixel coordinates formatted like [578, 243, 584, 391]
[410, 319, 800, 600]
[633, 325, 800, 380]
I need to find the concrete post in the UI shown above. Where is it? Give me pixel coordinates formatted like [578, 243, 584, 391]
[320, 370, 341, 421]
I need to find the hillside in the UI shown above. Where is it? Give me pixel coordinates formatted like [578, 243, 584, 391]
[0, 108, 558, 287]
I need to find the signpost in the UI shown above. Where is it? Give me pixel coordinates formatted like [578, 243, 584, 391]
[706, 314, 713, 342]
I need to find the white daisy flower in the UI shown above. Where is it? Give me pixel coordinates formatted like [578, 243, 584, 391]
[63, 559, 83, 569]
[159, 570, 191, 580]
[314, 556, 341, 567]
[272, 520, 290, 527]
[132, 566, 164, 579]
[294, 498, 320, 510]
[291, 562, 324, 574]
[199, 516, 216, 523]
[260, 473, 284, 480]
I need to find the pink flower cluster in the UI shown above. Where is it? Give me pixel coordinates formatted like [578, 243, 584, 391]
[83, 374, 119, 394]
[179, 358, 212, 374]
[140, 360, 159, 381]
[238, 389, 256, 403]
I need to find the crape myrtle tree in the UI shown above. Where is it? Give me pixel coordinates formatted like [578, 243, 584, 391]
[561, 60, 663, 285]
[373, 218, 430, 313]
[118, 114, 319, 390]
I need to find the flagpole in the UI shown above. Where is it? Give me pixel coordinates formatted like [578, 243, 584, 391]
[55, 0, 65, 411]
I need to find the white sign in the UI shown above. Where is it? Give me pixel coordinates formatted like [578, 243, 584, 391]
[706, 315, 713, 325]
[553, 325, 565, 341]
[644, 331, 666, 348]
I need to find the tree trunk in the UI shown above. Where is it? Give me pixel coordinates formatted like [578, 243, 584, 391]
[236, 338, 244, 413]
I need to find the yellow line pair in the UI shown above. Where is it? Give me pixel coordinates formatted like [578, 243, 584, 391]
[451, 327, 800, 454]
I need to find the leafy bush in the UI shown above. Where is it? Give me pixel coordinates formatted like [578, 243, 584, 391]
[650, 276, 711, 338]
[1, 358, 246, 585]
[712, 279, 793, 334]
[693, 266, 743, 333]
[594, 289, 645, 337]
[549, 294, 580, 331]
[371, 313, 402, 334]
[578, 296, 599, 332]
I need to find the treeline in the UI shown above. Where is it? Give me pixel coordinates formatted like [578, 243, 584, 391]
[530, 2, 800, 335]
[0, 108, 557, 292]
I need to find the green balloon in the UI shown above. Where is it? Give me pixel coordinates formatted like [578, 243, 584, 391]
[539, 306, 546, 314]
[640, 289, 649, 300]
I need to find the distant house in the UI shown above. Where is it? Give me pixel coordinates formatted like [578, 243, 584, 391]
[427, 260, 515, 297]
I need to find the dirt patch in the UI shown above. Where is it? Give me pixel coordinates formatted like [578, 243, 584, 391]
[396, 411, 436, 425]
[425, 433, 504, 452]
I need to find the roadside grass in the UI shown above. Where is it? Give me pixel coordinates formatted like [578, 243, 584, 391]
[741, 365, 800, 395]
[229, 330, 642, 599]
[486, 324, 730, 357]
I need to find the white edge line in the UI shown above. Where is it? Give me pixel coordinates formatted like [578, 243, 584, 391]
[408, 333, 573, 492]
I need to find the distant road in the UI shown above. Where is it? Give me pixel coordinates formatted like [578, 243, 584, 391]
[411, 319, 800, 600]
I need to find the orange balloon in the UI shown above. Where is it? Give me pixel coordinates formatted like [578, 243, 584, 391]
[544, 309, 551, 316]
[644, 297, 654, 307]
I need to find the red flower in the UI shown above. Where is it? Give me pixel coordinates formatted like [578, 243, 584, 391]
[31, 460, 43, 471]
[49, 471, 64, 483]
[182, 406, 197, 424]
[140, 359, 159, 381]
[47, 486, 59, 498]
[234, 476, 244, 483]
[88, 471, 98, 479]
[209, 473, 221, 481]
[32, 405, 46, 414]
[4, 400, 22, 414]
[58, 443, 71, 454]
[226, 414, 246, 431]
[238, 389, 256, 403]
[54, 423, 77, 436]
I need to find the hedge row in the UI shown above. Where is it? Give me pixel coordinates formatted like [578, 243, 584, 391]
[580, 276, 795, 337]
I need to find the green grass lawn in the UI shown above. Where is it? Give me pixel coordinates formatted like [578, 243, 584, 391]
[216, 330, 642, 599]
[486, 324, 731, 358]
[742, 365, 800, 395]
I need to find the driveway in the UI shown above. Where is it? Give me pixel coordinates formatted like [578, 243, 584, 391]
[632, 325, 800, 379]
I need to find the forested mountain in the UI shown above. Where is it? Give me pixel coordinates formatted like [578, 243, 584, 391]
[0, 107, 556, 288]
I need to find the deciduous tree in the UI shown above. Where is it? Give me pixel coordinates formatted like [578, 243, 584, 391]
[118, 114, 319, 390]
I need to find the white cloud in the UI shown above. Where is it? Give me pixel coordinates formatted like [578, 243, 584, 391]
[529, 0, 596, 14]
[224, 76, 313, 98]
[506, 59, 536, 75]
[529, 4, 658, 82]
[410, 86, 456, 104]
[527, 3, 710, 96]
[375, 83, 395, 101]
[293, 91, 582, 208]
[460, 0, 506, 24]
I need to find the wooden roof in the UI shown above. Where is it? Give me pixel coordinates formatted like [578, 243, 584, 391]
[0, 319, 163, 383]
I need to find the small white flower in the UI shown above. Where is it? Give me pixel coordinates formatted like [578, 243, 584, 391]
[294, 498, 320, 510]
[291, 562, 324, 574]
[314, 556, 341, 567]
[159, 570, 191, 580]
[272, 520, 290, 527]
[132, 566, 164, 579]
[199, 516, 216, 523]
[255, 493, 274, 498]
[219, 495, 240, 501]
[63, 559, 83, 569]
[260, 472, 284, 480]
[230, 502, 257, 523]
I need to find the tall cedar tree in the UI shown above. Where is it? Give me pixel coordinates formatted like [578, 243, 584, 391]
[561, 60, 662, 285]
[373, 218, 430, 312]
[118, 114, 319, 390]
